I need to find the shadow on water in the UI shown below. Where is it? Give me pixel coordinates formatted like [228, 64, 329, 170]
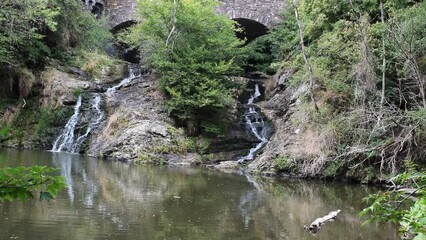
[0, 149, 399, 240]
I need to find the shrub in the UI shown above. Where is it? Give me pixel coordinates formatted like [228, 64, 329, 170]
[274, 156, 296, 172]
[0, 125, 10, 140]
[125, 0, 246, 134]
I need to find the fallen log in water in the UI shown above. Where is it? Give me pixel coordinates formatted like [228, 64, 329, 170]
[304, 209, 341, 234]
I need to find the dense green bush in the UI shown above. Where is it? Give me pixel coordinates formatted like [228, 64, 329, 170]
[0, 0, 112, 98]
[125, 0, 246, 135]
[0, 125, 10, 141]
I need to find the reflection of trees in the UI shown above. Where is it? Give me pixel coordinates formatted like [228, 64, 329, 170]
[0, 149, 399, 240]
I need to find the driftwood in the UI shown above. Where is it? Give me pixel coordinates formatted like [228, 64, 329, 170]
[304, 210, 341, 234]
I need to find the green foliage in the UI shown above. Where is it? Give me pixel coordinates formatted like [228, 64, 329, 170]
[360, 162, 426, 239]
[0, 125, 10, 140]
[323, 160, 344, 178]
[125, 0, 245, 134]
[0, 0, 111, 75]
[186, 137, 211, 154]
[68, 50, 118, 79]
[0, 0, 60, 67]
[73, 88, 82, 98]
[0, 166, 66, 201]
[245, 9, 299, 74]
[47, 0, 112, 53]
[274, 156, 296, 172]
[136, 152, 165, 165]
[35, 107, 67, 138]
[407, 108, 426, 126]
[254, 0, 426, 183]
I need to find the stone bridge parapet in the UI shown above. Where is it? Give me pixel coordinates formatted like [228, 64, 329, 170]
[217, 0, 286, 28]
[104, 0, 286, 31]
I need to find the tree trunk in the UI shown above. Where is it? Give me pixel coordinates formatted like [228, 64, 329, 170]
[293, 0, 318, 111]
[380, 1, 386, 110]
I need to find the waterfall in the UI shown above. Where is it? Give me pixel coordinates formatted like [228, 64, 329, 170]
[52, 66, 140, 153]
[52, 93, 104, 153]
[106, 67, 139, 94]
[52, 95, 83, 152]
[238, 84, 269, 163]
[69, 93, 104, 153]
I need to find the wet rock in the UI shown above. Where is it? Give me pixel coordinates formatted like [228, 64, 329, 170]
[40, 67, 93, 108]
[148, 124, 168, 137]
[69, 66, 87, 78]
[62, 95, 77, 105]
[165, 153, 201, 166]
[207, 161, 242, 174]
[88, 73, 178, 162]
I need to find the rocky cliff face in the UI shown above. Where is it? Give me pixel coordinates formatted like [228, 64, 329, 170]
[1, 59, 334, 178]
[0, 67, 92, 149]
[87, 71, 262, 166]
[88, 71, 179, 162]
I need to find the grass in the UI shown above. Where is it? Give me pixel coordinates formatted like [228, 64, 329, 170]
[68, 50, 121, 79]
[0, 125, 10, 140]
[274, 155, 297, 172]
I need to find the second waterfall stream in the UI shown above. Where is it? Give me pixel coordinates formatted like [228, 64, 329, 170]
[238, 84, 270, 163]
[52, 67, 139, 153]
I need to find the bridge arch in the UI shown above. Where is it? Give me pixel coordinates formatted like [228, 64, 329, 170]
[105, 0, 286, 32]
[110, 20, 140, 63]
[234, 18, 268, 42]
[111, 20, 137, 34]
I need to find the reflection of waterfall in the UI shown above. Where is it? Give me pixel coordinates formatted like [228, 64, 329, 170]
[239, 174, 264, 229]
[52, 96, 83, 152]
[106, 67, 139, 94]
[52, 153, 98, 207]
[81, 170, 98, 207]
[52, 154, 75, 203]
[238, 84, 269, 163]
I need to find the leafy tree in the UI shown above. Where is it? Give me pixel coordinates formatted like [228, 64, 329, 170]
[360, 162, 426, 240]
[0, 0, 59, 67]
[46, 0, 112, 53]
[0, 0, 112, 98]
[125, 0, 246, 135]
[0, 166, 66, 201]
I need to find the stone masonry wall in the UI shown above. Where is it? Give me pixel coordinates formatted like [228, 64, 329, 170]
[106, 0, 286, 29]
[217, 0, 286, 27]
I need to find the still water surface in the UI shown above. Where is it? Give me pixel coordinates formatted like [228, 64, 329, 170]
[0, 149, 399, 240]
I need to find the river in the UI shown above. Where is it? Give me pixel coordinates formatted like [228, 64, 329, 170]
[0, 149, 399, 240]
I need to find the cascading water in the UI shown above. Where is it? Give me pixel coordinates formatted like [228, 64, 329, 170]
[238, 84, 269, 163]
[52, 94, 105, 153]
[52, 66, 140, 153]
[69, 93, 104, 153]
[106, 67, 139, 94]
[52, 95, 83, 152]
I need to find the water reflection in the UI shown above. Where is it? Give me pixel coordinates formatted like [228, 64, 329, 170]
[0, 149, 399, 240]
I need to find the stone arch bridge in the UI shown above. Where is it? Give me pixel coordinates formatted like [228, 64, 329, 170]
[85, 0, 286, 40]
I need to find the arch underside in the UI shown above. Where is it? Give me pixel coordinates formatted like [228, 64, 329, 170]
[111, 20, 138, 34]
[110, 20, 140, 63]
[233, 18, 269, 42]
